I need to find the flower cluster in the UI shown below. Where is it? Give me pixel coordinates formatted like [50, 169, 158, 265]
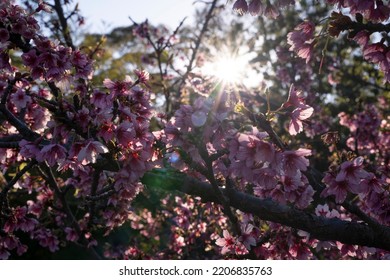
[338, 104, 389, 167]
[0, 2, 154, 259]
[287, 21, 316, 63]
[326, 0, 390, 23]
[0, 0, 389, 260]
[228, 128, 314, 208]
[103, 195, 228, 259]
[215, 211, 259, 255]
[282, 84, 314, 135]
[232, 0, 295, 17]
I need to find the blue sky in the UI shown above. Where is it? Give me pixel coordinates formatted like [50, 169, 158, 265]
[78, 0, 198, 33]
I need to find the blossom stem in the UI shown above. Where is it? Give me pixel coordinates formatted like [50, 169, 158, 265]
[38, 163, 103, 259]
[197, 143, 241, 235]
[88, 169, 102, 227]
[0, 160, 37, 223]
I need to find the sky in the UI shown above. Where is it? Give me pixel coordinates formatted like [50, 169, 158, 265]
[77, 0, 199, 33]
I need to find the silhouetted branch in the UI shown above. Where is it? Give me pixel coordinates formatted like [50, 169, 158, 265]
[0, 160, 37, 220]
[143, 170, 390, 251]
[38, 163, 103, 259]
[53, 0, 75, 49]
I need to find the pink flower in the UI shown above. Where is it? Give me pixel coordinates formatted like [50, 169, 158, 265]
[39, 144, 67, 166]
[97, 122, 116, 142]
[233, 0, 248, 15]
[77, 140, 109, 165]
[315, 204, 340, 218]
[321, 172, 349, 203]
[116, 121, 136, 147]
[287, 21, 315, 63]
[34, 229, 59, 253]
[134, 69, 150, 86]
[22, 49, 39, 67]
[72, 106, 91, 132]
[36, 1, 52, 13]
[64, 227, 79, 242]
[10, 89, 32, 110]
[238, 223, 257, 249]
[281, 175, 303, 191]
[71, 50, 89, 68]
[336, 157, 369, 185]
[353, 30, 370, 48]
[253, 167, 278, 189]
[289, 241, 312, 259]
[282, 84, 305, 108]
[288, 105, 314, 135]
[103, 76, 133, 97]
[236, 134, 275, 167]
[91, 90, 111, 108]
[215, 230, 236, 255]
[360, 173, 384, 194]
[366, 1, 390, 23]
[316, 204, 330, 218]
[248, 0, 263, 16]
[19, 139, 41, 159]
[282, 148, 311, 177]
[363, 43, 386, 65]
[281, 85, 314, 135]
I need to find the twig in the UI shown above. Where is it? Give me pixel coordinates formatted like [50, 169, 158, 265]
[0, 104, 39, 141]
[0, 79, 15, 105]
[88, 169, 102, 227]
[197, 143, 241, 235]
[175, 0, 219, 106]
[38, 163, 103, 259]
[0, 160, 37, 220]
[53, 0, 75, 50]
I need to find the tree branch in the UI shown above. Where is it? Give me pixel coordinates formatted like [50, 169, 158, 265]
[0, 160, 37, 220]
[38, 163, 103, 259]
[175, 0, 219, 106]
[0, 104, 39, 141]
[142, 170, 390, 251]
[53, 0, 75, 50]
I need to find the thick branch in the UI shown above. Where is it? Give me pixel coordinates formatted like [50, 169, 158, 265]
[144, 170, 390, 251]
[0, 141, 19, 148]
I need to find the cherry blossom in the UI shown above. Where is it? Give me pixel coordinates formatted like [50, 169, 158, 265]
[288, 105, 314, 135]
[77, 140, 109, 165]
[0, 0, 389, 261]
[39, 143, 67, 167]
[215, 230, 237, 255]
[287, 21, 315, 63]
[233, 0, 249, 15]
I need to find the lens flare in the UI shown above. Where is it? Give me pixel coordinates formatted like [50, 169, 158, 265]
[200, 47, 259, 88]
[202, 53, 249, 84]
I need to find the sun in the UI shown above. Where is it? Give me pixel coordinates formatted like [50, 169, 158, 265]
[202, 53, 248, 85]
[200, 47, 257, 87]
